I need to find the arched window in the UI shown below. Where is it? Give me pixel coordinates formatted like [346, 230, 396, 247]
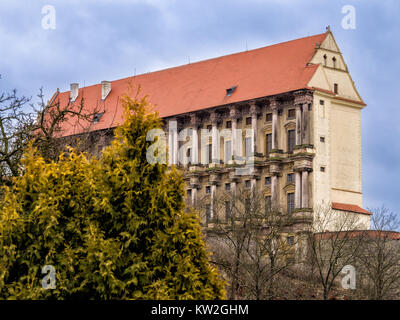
[332, 56, 337, 68]
[323, 54, 327, 66]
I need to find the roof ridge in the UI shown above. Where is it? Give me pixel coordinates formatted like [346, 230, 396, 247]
[63, 32, 328, 92]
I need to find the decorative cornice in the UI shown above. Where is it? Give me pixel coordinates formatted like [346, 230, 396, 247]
[294, 90, 313, 106]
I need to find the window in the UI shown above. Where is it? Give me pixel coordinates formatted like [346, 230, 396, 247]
[225, 201, 231, 220]
[266, 113, 272, 122]
[320, 100, 324, 105]
[225, 183, 231, 191]
[266, 134, 272, 155]
[246, 117, 252, 125]
[287, 193, 295, 214]
[208, 144, 212, 164]
[287, 236, 294, 246]
[320, 136, 325, 143]
[93, 113, 104, 123]
[245, 180, 251, 189]
[287, 173, 294, 183]
[225, 140, 232, 163]
[206, 186, 211, 194]
[226, 121, 232, 129]
[288, 130, 295, 153]
[334, 83, 338, 94]
[187, 189, 192, 197]
[287, 109, 295, 119]
[332, 57, 337, 68]
[186, 148, 191, 158]
[323, 54, 327, 66]
[226, 86, 237, 96]
[265, 176, 271, 185]
[245, 137, 252, 157]
[320, 166, 326, 172]
[207, 125, 212, 131]
[265, 196, 271, 211]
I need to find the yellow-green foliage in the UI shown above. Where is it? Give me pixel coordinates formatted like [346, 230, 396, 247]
[0, 93, 225, 299]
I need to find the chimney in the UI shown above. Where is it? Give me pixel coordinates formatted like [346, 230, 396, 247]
[101, 81, 111, 100]
[70, 83, 79, 102]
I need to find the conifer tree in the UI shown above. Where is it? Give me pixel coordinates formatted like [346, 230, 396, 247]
[0, 92, 225, 299]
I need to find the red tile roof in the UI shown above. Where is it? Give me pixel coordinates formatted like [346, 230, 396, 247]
[332, 202, 372, 216]
[52, 32, 329, 136]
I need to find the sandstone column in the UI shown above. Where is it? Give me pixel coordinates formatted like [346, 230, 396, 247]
[190, 113, 200, 165]
[295, 104, 302, 146]
[271, 175, 278, 209]
[295, 171, 302, 208]
[271, 100, 278, 150]
[301, 171, 309, 208]
[250, 104, 259, 154]
[191, 188, 197, 206]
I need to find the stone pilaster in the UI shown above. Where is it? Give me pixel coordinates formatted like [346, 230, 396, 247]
[295, 104, 302, 146]
[229, 107, 240, 160]
[250, 103, 260, 154]
[271, 99, 279, 150]
[301, 170, 309, 208]
[271, 174, 278, 209]
[295, 171, 302, 208]
[189, 113, 201, 165]
[210, 112, 220, 164]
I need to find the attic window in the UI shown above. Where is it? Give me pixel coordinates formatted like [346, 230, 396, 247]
[323, 54, 327, 66]
[332, 57, 337, 68]
[334, 83, 338, 94]
[93, 112, 104, 123]
[226, 86, 237, 96]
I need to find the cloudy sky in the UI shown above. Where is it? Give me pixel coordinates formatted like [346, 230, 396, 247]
[0, 0, 399, 214]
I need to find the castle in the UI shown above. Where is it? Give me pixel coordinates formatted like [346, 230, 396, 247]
[50, 29, 371, 231]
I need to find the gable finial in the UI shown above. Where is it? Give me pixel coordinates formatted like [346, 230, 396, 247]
[326, 25, 331, 32]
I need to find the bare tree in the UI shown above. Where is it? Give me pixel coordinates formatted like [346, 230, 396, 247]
[355, 207, 400, 300]
[202, 187, 296, 300]
[0, 85, 104, 184]
[305, 204, 366, 299]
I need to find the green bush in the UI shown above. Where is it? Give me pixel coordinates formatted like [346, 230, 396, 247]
[0, 93, 225, 299]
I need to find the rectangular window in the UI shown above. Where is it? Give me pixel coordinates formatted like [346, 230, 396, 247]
[266, 134, 272, 155]
[225, 140, 232, 163]
[245, 180, 251, 189]
[334, 83, 338, 94]
[320, 136, 325, 143]
[187, 189, 192, 197]
[287, 236, 294, 246]
[225, 183, 231, 191]
[288, 109, 295, 119]
[245, 137, 252, 157]
[206, 186, 211, 194]
[266, 113, 272, 122]
[246, 117, 252, 125]
[287, 193, 295, 214]
[226, 121, 232, 129]
[208, 144, 212, 164]
[288, 130, 295, 153]
[207, 125, 212, 131]
[287, 173, 294, 183]
[265, 176, 271, 185]
[320, 166, 326, 172]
